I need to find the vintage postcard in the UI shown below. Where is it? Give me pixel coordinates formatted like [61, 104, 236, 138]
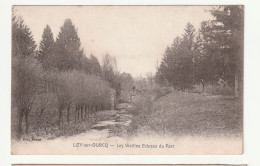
[11, 5, 243, 155]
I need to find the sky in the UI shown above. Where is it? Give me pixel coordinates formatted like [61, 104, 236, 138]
[13, 6, 213, 77]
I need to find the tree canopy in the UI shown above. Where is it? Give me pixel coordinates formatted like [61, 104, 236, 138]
[155, 6, 243, 96]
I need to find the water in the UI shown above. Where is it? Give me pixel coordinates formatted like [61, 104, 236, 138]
[81, 103, 133, 140]
[12, 102, 242, 155]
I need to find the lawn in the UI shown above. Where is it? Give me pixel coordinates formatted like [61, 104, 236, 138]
[132, 91, 243, 138]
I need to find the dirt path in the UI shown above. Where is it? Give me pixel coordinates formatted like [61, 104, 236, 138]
[84, 102, 134, 140]
[11, 100, 242, 155]
[57, 102, 134, 143]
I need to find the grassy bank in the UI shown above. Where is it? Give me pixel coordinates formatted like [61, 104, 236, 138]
[129, 90, 242, 138]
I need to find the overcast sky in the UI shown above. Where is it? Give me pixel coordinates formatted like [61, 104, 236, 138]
[13, 6, 213, 77]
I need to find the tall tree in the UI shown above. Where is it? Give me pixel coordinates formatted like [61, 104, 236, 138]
[119, 72, 134, 92]
[195, 20, 226, 87]
[182, 22, 196, 50]
[76, 48, 88, 71]
[12, 15, 40, 139]
[197, 6, 244, 96]
[156, 23, 197, 90]
[54, 18, 82, 71]
[102, 54, 121, 97]
[211, 6, 243, 97]
[178, 23, 196, 90]
[12, 16, 36, 59]
[102, 53, 118, 82]
[12, 57, 43, 138]
[155, 46, 173, 86]
[89, 53, 102, 76]
[37, 25, 55, 70]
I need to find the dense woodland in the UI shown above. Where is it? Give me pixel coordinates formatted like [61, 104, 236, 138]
[11, 6, 243, 140]
[12, 16, 134, 139]
[155, 6, 243, 96]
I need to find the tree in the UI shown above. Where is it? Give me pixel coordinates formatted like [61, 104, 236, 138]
[119, 72, 134, 91]
[37, 25, 55, 70]
[12, 15, 40, 139]
[54, 18, 82, 71]
[211, 6, 243, 97]
[156, 23, 197, 90]
[79, 52, 102, 76]
[12, 57, 43, 138]
[76, 48, 89, 71]
[182, 23, 196, 50]
[50, 71, 74, 127]
[177, 23, 196, 90]
[102, 53, 118, 80]
[102, 54, 121, 98]
[12, 16, 36, 59]
[89, 53, 102, 76]
[196, 6, 244, 96]
[118, 72, 134, 101]
[155, 46, 174, 86]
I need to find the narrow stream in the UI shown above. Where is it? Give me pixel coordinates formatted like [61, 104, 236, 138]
[68, 103, 134, 141]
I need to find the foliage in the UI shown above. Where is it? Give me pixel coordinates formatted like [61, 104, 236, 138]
[210, 6, 244, 87]
[102, 53, 121, 98]
[89, 53, 102, 76]
[11, 6, 244, 140]
[12, 57, 44, 110]
[117, 72, 135, 102]
[53, 19, 82, 70]
[12, 16, 36, 58]
[37, 25, 55, 70]
[155, 6, 243, 96]
[156, 23, 197, 90]
[11, 16, 117, 140]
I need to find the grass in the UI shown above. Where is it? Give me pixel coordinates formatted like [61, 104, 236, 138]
[193, 84, 235, 96]
[130, 90, 242, 138]
[12, 85, 242, 140]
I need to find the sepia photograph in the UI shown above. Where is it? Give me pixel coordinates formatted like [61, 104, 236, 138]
[11, 5, 243, 155]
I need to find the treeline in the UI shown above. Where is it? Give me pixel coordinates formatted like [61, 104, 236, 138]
[155, 6, 243, 96]
[12, 16, 134, 139]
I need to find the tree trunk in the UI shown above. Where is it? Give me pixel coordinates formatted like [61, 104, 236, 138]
[88, 106, 91, 118]
[80, 107, 83, 120]
[74, 109, 77, 123]
[58, 109, 62, 128]
[77, 108, 80, 120]
[201, 79, 205, 93]
[17, 109, 24, 139]
[84, 106, 87, 119]
[90, 106, 94, 117]
[43, 116, 47, 135]
[235, 74, 239, 97]
[25, 111, 29, 134]
[66, 106, 70, 123]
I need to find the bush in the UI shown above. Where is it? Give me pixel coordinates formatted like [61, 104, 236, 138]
[193, 83, 234, 96]
[12, 66, 115, 140]
[152, 86, 172, 100]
